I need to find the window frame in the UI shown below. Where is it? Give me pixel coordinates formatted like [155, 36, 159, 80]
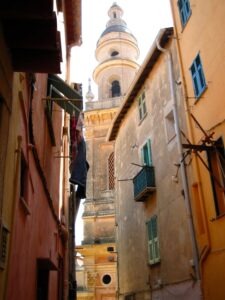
[137, 91, 147, 121]
[146, 215, 160, 265]
[177, 0, 191, 27]
[165, 110, 176, 142]
[190, 53, 207, 99]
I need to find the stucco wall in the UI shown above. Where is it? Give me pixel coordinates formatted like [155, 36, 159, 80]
[114, 39, 200, 299]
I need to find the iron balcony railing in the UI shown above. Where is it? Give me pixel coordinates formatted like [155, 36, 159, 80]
[133, 166, 156, 202]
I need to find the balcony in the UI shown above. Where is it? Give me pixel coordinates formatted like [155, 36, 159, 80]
[85, 96, 124, 111]
[133, 166, 156, 202]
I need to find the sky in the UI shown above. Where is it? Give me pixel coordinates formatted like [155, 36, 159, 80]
[73, 0, 173, 245]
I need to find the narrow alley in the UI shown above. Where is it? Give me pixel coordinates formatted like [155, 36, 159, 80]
[0, 1, 225, 300]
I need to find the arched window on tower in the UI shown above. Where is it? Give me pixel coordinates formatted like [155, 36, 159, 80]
[108, 152, 115, 190]
[111, 80, 121, 98]
[113, 12, 117, 18]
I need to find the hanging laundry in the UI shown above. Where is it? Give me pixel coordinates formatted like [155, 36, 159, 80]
[69, 112, 89, 199]
[70, 114, 77, 161]
[76, 112, 84, 132]
[69, 137, 89, 199]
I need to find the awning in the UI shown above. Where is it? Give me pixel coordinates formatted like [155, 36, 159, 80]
[47, 74, 83, 117]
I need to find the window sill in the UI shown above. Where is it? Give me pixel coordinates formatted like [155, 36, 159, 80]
[210, 212, 225, 222]
[138, 112, 148, 126]
[194, 85, 208, 103]
[148, 260, 161, 267]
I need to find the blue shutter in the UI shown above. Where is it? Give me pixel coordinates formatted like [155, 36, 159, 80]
[190, 54, 206, 98]
[178, 0, 191, 26]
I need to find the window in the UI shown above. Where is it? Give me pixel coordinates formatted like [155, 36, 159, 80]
[138, 91, 147, 121]
[108, 152, 115, 190]
[165, 110, 176, 142]
[146, 216, 160, 265]
[190, 54, 206, 98]
[207, 138, 225, 216]
[141, 139, 152, 166]
[111, 80, 121, 97]
[177, 0, 191, 27]
[102, 274, 111, 285]
[111, 50, 119, 57]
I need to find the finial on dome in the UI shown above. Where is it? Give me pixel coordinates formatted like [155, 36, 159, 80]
[85, 78, 95, 101]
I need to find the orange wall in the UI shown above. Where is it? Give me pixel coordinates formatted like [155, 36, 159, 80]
[4, 73, 65, 300]
[170, 1, 225, 299]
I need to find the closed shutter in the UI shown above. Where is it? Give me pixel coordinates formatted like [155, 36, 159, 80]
[146, 216, 160, 264]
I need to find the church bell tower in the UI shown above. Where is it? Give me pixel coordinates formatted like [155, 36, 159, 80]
[78, 3, 140, 299]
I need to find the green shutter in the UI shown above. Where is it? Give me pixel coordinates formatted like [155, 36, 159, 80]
[138, 96, 143, 119]
[147, 139, 152, 166]
[138, 91, 147, 121]
[146, 216, 160, 264]
[141, 139, 152, 166]
[142, 92, 147, 116]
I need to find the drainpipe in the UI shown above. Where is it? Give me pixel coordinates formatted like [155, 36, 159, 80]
[156, 38, 200, 280]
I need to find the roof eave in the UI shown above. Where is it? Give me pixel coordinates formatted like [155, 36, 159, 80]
[63, 0, 82, 47]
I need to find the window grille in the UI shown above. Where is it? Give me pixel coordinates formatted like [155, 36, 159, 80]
[108, 152, 115, 190]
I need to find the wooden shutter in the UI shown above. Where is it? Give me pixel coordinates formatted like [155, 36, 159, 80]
[141, 139, 152, 166]
[147, 216, 160, 264]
